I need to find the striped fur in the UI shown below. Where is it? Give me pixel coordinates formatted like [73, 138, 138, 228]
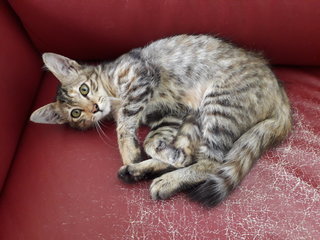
[31, 35, 292, 206]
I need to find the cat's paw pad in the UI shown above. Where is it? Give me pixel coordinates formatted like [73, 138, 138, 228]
[150, 174, 179, 200]
[118, 165, 144, 183]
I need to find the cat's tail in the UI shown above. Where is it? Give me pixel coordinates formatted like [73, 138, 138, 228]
[189, 101, 292, 206]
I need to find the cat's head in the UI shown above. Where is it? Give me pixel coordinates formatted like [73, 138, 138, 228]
[30, 53, 116, 130]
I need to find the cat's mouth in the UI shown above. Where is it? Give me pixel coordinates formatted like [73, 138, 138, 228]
[96, 99, 114, 119]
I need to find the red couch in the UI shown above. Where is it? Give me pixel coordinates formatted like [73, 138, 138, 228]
[1, 0, 319, 239]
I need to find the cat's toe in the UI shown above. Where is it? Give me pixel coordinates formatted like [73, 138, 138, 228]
[150, 175, 178, 200]
[118, 165, 136, 183]
[118, 165, 145, 183]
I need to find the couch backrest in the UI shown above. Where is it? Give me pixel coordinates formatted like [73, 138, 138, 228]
[9, 0, 320, 66]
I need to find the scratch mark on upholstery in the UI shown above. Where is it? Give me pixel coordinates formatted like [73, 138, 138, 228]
[115, 106, 319, 239]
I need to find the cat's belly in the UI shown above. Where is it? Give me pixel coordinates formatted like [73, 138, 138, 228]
[180, 82, 210, 109]
[142, 80, 211, 124]
[152, 79, 211, 111]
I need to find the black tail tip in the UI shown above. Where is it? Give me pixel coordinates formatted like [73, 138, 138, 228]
[187, 178, 226, 207]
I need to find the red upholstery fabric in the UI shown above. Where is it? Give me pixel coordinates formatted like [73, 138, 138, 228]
[9, 0, 320, 65]
[1, 0, 320, 239]
[0, 68, 319, 239]
[0, 1, 42, 190]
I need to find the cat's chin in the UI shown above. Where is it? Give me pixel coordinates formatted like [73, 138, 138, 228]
[69, 122, 95, 131]
[69, 118, 104, 131]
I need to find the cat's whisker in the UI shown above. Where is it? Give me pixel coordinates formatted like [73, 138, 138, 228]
[94, 122, 118, 149]
[94, 122, 110, 146]
[96, 122, 111, 140]
[97, 120, 107, 128]
[98, 119, 114, 131]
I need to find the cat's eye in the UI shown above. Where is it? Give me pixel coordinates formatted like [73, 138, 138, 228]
[79, 83, 89, 96]
[71, 109, 82, 118]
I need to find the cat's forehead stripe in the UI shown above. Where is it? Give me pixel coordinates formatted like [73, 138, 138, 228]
[56, 86, 74, 105]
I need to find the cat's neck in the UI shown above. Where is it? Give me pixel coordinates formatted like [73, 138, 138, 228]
[99, 63, 122, 121]
[99, 63, 118, 98]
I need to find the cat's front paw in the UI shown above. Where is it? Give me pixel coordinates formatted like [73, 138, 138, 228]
[118, 165, 144, 183]
[118, 134, 142, 165]
[150, 173, 180, 200]
[118, 139, 142, 165]
[121, 150, 142, 165]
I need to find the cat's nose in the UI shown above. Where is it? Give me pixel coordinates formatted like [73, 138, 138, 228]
[92, 103, 100, 113]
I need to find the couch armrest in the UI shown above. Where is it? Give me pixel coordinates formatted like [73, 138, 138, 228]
[0, 1, 42, 191]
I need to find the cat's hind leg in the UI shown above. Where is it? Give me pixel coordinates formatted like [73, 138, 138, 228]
[150, 159, 220, 201]
[118, 114, 202, 182]
[143, 115, 182, 160]
[118, 115, 181, 182]
[164, 114, 201, 168]
[118, 159, 175, 183]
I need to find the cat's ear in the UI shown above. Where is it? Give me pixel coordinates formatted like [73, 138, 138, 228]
[30, 103, 66, 124]
[42, 53, 81, 85]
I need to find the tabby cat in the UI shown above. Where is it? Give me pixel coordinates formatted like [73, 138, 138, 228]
[30, 35, 292, 206]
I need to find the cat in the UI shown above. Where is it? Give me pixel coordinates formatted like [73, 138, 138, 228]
[30, 34, 292, 206]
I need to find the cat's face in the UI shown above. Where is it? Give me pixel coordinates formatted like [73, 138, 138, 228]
[30, 53, 113, 130]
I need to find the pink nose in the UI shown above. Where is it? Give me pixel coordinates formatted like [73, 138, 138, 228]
[92, 103, 100, 113]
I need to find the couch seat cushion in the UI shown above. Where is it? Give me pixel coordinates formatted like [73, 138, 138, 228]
[0, 67, 319, 239]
